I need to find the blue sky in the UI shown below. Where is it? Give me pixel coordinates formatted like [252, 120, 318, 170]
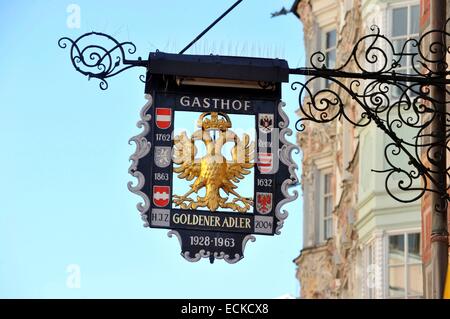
[0, 0, 305, 298]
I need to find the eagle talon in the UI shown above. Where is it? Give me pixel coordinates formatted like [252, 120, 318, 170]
[173, 195, 193, 202]
[173, 195, 194, 209]
[230, 197, 253, 213]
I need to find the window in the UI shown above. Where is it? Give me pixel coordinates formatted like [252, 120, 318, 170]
[388, 232, 423, 298]
[323, 29, 337, 86]
[391, 4, 420, 96]
[321, 172, 333, 241]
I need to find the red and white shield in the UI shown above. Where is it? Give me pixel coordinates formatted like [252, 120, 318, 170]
[153, 186, 170, 207]
[155, 108, 172, 129]
[256, 192, 272, 214]
[257, 153, 273, 174]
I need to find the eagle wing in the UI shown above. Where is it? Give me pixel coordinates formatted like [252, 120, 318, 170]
[173, 131, 200, 181]
[222, 134, 254, 194]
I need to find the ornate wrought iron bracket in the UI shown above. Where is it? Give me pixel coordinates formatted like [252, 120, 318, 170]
[292, 21, 450, 207]
[58, 32, 147, 90]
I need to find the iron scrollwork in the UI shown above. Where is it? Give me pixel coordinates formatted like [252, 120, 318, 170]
[58, 32, 146, 90]
[293, 19, 450, 207]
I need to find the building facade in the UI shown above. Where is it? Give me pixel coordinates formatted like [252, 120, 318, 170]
[293, 0, 425, 298]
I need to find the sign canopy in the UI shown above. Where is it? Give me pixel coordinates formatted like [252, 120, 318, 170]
[129, 52, 298, 263]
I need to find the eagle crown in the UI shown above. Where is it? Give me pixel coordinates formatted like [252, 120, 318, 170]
[197, 112, 232, 132]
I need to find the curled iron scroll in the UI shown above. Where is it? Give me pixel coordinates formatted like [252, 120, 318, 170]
[58, 32, 145, 90]
[294, 20, 450, 207]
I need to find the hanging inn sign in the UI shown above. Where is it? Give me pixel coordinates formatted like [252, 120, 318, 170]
[57, 32, 298, 264]
[131, 53, 298, 263]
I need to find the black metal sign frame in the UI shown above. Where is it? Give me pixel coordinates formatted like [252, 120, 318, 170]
[126, 52, 297, 263]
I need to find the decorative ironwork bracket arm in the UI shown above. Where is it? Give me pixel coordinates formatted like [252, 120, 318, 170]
[292, 20, 450, 206]
[58, 32, 147, 90]
[289, 68, 450, 86]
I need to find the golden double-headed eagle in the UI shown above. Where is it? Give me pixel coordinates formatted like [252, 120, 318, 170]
[172, 112, 254, 213]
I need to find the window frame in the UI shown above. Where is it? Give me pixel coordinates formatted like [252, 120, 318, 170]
[388, 2, 420, 97]
[385, 229, 423, 299]
[321, 27, 337, 88]
[319, 169, 334, 242]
